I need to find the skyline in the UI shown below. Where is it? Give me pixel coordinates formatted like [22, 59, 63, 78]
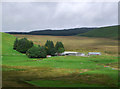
[2, 2, 118, 32]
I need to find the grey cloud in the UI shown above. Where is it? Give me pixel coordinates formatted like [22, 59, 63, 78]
[2, 2, 118, 32]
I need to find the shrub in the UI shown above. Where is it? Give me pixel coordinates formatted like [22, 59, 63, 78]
[26, 46, 47, 58]
[14, 38, 33, 53]
[45, 40, 56, 56]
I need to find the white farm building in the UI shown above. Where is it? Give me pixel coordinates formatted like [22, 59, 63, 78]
[88, 52, 101, 56]
[61, 51, 85, 56]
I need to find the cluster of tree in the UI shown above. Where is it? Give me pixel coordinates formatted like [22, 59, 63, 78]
[26, 46, 47, 58]
[13, 38, 65, 58]
[13, 38, 33, 53]
[45, 40, 65, 56]
[55, 41, 65, 55]
[7, 28, 95, 36]
[45, 40, 56, 56]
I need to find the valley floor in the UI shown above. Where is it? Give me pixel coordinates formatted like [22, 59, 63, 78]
[2, 33, 119, 87]
[2, 55, 119, 87]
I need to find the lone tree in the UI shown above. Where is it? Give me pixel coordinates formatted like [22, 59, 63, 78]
[13, 38, 19, 50]
[14, 38, 33, 53]
[26, 46, 47, 58]
[45, 40, 56, 56]
[55, 41, 65, 55]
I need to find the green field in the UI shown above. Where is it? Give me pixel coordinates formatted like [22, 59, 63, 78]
[78, 25, 118, 39]
[2, 32, 119, 87]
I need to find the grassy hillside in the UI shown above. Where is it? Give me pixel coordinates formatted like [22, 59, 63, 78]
[2, 32, 22, 56]
[2, 33, 118, 87]
[78, 25, 118, 39]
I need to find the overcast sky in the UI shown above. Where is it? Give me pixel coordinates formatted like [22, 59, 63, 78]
[2, 2, 118, 32]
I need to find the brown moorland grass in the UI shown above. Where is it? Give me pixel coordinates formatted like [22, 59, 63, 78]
[2, 65, 90, 87]
[13, 34, 118, 55]
[2, 65, 117, 87]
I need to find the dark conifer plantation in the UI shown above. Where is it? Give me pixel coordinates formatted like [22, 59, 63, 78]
[26, 46, 47, 58]
[55, 41, 65, 55]
[13, 38, 65, 58]
[13, 38, 19, 50]
[13, 38, 33, 53]
[45, 40, 56, 56]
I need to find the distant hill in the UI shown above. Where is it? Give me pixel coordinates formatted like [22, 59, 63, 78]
[6, 25, 119, 39]
[78, 25, 118, 39]
[7, 28, 95, 36]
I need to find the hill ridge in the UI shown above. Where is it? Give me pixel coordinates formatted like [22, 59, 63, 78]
[78, 25, 118, 39]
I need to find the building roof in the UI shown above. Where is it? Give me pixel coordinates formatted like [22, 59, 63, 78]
[63, 51, 78, 54]
[62, 51, 80, 55]
[88, 52, 101, 54]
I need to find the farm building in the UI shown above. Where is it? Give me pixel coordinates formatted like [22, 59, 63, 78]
[61, 51, 85, 56]
[88, 52, 101, 56]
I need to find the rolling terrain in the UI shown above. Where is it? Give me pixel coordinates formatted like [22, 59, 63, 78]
[7, 25, 119, 40]
[7, 27, 95, 36]
[13, 34, 118, 55]
[2, 32, 119, 87]
[78, 25, 118, 39]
